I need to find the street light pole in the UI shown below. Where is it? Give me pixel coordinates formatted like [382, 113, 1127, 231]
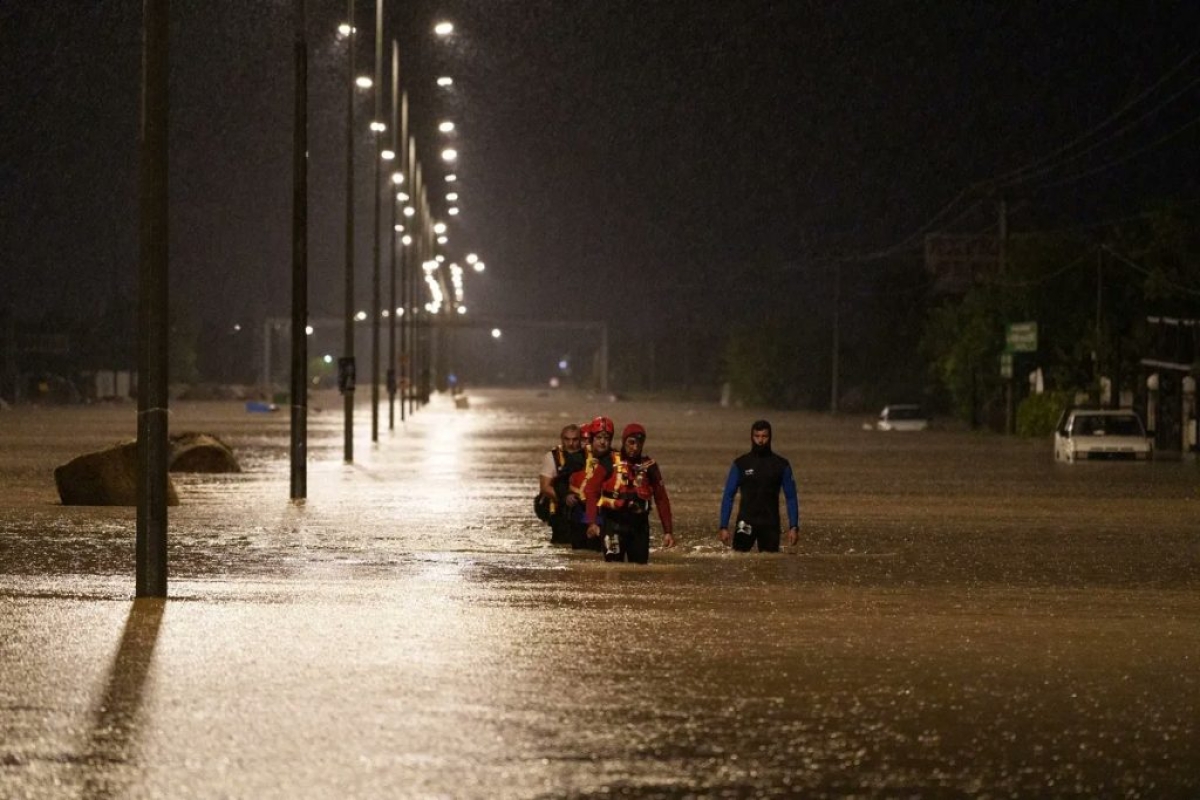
[137, 0, 170, 598]
[289, 0, 308, 499]
[370, 0, 383, 443]
[342, 0, 356, 464]
[388, 42, 400, 430]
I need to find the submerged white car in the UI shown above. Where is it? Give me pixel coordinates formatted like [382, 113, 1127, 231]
[875, 404, 930, 431]
[1054, 409, 1152, 462]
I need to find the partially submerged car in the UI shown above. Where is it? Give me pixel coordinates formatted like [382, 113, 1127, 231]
[875, 404, 930, 432]
[1053, 408, 1152, 462]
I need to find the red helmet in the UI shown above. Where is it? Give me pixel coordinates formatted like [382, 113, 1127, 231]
[590, 416, 615, 437]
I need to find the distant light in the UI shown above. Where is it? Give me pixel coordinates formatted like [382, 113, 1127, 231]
[337, 23, 353, 36]
[473, 261, 485, 273]
[382, 310, 390, 318]
[465, 253, 478, 264]
[403, 206, 415, 217]
[434, 21, 454, 36]
[305, 325, 314, 335]
[401, 235, 412, 245]
[397, 191, 409, 201]
[448, 207, 460, 216]
[356, 76, 373, 89]
[436, 76, 454, 88]
[355, 311, 368, 321]
[438, 121, 456, 133]
[370, 121, 386, 132]
[232, 324, 242, 332]
[433, 222, 447, 234]
[446, 192, 459, 202]
[381, 149, 395, 161]
[558, 360, 569, 370]
[395, 307, 405, 317]
[393, 224, 404, 232]
[445, 174, 457, 183]
[491, 328, 502, 339]
[324, 354, 334, 364]
[437, 235, 448, 245]
[441, 148, 458, 163]
[435, 254, 445, 263]
[391, 172, 404, 185]
[457, 306, 468, 315]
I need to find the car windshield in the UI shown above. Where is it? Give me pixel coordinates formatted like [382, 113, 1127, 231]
[1072, 414, 1143, 437]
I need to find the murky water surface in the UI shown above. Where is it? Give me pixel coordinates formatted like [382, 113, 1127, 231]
[2, 389, 1198, 797]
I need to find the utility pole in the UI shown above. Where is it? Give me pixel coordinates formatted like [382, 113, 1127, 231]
[289, 0, 308, 499]
[137, 0, 170, 598]
[370, 0, 383, 443]
[341, 0, 356, 463]
[830, 262, 840, 414]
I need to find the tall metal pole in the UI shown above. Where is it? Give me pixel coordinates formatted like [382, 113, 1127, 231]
[370, 0, 383, 443]
[388, 43, 401, 429]
[400, 95, 410, 422]
[289, 0, 308, 498]
[410, 154, 423, 415]
[830, 262, 840, 415]
[342, 0, 356, 463]
[137, 0, 170, 598]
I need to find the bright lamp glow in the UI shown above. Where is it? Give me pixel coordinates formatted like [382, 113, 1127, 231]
[433, 222, 447, 234]
[445, 174, 457, 183]
[438, 121, 456, 133]
[391, 172, 404, 185]
[437, 76, 453, 87]
[441, 148, 458, 163]
[491, 328, 502, 339]
[356, 76, 373, 89]
[434, 22, 454, 36]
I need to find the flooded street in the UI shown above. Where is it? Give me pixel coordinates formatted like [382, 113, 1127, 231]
[2, 388, 1198, 798]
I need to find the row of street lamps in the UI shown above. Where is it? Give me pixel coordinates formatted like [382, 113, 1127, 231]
[329, 1, 488, 468]
[136, 1, 488, 596]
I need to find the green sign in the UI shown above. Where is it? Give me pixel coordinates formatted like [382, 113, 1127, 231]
[1006, 321, 1038, 353]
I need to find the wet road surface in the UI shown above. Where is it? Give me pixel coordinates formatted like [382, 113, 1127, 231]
[1, 388, 1198, 797]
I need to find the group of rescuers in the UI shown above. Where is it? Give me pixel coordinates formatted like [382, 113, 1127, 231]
[536, 416, 800, 564]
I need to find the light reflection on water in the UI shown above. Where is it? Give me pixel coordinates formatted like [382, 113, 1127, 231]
[0, 389, 1198, 796]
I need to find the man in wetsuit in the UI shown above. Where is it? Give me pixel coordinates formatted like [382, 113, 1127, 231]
[718, 419, 800, 552]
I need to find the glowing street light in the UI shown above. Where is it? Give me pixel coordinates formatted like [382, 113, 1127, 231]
[337, 23, 354, 37]
[465, 253, 478, 264]
[448, 207, 460, 216]
[391, 172, 404, 185]
[491, 328, 502, 339]
[441, 148, 458, 163]
[472, 261, 486, 273]
[433, 222, 447, 235]
[434, 21, 454, 36]
[438, 121, 456, 133]
[436, 76, 454, 88]
[446, 192, 459, 202]
[356, 76, 373, 89]
[369, 121, 386, 132]
[445, 174, 458, 183]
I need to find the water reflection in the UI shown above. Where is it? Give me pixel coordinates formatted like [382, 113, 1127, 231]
[82, 598, 164, 800]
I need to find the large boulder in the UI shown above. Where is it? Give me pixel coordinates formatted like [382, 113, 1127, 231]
[169, 431, 241, 473]
[54, 442, 180, 506]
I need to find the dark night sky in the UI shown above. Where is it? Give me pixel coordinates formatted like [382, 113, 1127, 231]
[2, 1, 1198, 378]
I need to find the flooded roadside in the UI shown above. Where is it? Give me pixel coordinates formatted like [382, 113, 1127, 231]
[1, 389, 1197, 797]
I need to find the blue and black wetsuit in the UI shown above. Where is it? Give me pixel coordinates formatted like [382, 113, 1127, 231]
[719, 422, 800, 552]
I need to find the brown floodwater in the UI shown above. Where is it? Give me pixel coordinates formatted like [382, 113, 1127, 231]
[1, 388, 1197, 798]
